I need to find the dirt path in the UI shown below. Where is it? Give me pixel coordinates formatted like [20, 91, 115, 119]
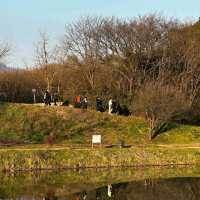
[2, 143, 200, 151]
[156, 144, 200, 149]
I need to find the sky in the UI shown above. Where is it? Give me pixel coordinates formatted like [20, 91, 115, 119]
[1, 0, 200, 68]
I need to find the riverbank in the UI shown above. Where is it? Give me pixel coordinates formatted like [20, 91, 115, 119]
[1, 147, 200, 171]
[1, 103, 200, 171]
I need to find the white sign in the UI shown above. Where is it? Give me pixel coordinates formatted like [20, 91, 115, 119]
[32, 89, 36, 93]
[92, 135, 101, 144]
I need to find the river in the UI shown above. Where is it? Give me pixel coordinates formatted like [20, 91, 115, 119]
[0, 167, 200, 199]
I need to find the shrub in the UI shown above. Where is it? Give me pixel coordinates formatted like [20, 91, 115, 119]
[133, 82, 189, 140]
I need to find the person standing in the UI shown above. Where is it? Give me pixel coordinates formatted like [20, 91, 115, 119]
[74, 95, 81, 108]
[96, 97, 104, 112]
[82, 97, 88, 109]
[53, 92, 59, 106]
[108, 98, 113, 114]
[44, 90, 51, 106]
[108, 184, 112, 198]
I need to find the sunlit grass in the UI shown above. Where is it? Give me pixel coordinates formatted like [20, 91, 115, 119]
[1, 103, 200, 145]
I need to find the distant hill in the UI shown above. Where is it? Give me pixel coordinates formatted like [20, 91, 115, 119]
[0, 62, 8, 71]
[0, 62, 15, 71]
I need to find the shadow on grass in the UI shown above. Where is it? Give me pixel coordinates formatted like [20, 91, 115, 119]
[151, 110, 200, 140]
[151, 123, 178, 140]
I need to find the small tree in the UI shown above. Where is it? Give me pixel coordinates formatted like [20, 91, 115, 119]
[134, 82, 189, 140]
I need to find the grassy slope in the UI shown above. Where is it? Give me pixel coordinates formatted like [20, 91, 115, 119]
[1, 103, 200, 145]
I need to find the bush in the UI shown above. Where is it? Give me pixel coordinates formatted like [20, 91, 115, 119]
[133, 82, 189, 140]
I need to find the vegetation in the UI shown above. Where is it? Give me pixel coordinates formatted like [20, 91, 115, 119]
[1, 146, 200, 172]
[1, 15, 200, 138]
[1, 13, 200, 199]
[1, 103, 200, 145]
[0, 103, 200, 170]
[0, 103, 147, 145]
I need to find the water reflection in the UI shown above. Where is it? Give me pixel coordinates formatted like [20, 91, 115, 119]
[74, 191, 87, 200]
[107, 184, 112, 197]
[1, 167, 200, 200]
[68, 178, 200, 200]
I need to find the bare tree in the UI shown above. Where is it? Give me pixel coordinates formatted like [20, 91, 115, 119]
[63, 16, 105, 92]
[34, 32, 58, 92]
[0, 42, 10, 60]
[98, 15, 175, 98]
[35, 32, 51, 66]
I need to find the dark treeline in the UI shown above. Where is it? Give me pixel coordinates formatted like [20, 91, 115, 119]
[1, 15, 200, 138]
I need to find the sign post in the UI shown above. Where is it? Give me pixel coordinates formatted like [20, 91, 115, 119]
[92, 135, 102, 148]
[32, 89, 36, 104]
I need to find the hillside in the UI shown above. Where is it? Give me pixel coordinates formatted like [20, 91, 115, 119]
[0, 103, 200, 145]
[0, 63, 8, 71]
[0, 63, 14, 72]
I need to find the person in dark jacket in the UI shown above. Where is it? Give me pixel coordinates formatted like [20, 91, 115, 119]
[96, 97, 104, 112]
[111, 99, 117, 114]
[44, 90, 51, 106]
[52, 92, 59, 106]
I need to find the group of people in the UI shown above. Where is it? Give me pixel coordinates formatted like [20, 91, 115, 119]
[74, 95, 88, 109]
[99, 97, 130, 116]
[43, 90, 60, 106]
[74, 95, 130, 116]
[43, 91, 130, 116]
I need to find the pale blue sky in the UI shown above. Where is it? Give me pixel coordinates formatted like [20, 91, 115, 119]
[1, 0, 200, 67]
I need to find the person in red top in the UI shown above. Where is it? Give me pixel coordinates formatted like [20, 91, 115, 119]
[74, 95, 81, 108]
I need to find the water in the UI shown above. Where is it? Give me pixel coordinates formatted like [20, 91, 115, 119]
[0, 167, 200, 200]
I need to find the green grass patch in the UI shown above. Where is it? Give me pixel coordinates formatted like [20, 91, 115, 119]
[1, 103, 200, 145]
